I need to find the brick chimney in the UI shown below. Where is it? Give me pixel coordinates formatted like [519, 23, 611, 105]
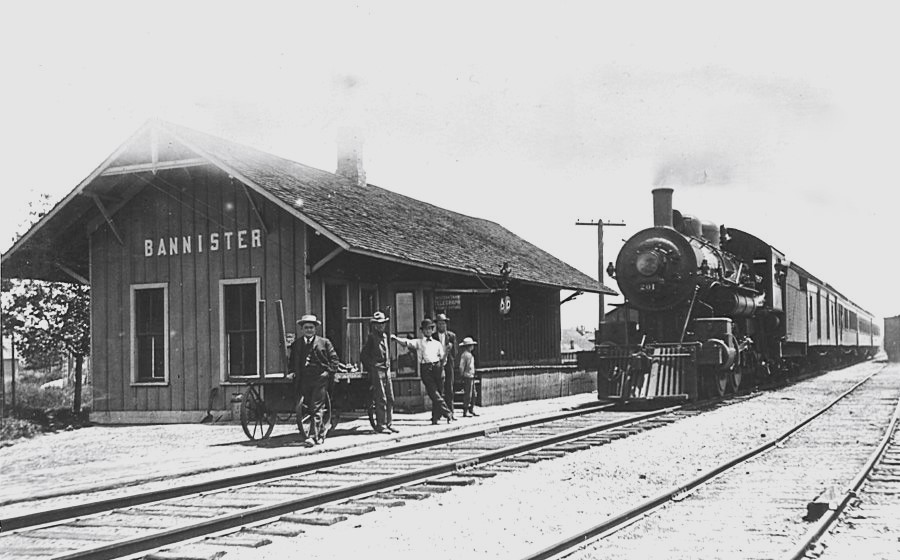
[336, 127, 366, 187]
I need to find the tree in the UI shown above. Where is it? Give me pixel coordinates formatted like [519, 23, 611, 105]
[1, 279, 91, 413]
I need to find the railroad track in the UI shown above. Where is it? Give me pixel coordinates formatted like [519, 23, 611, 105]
[2, 400, 725, 560]
[795, 396, 900, 559]
[1, 364, 864, 560]
[513, 364, 900, 560]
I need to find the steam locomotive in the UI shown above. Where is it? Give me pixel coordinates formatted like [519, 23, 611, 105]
[598, 188, 880, 401]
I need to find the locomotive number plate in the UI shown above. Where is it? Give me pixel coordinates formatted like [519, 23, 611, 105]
[639, 283, 656, 292]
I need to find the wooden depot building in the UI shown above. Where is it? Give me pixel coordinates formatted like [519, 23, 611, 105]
[1, 120, 616, 422]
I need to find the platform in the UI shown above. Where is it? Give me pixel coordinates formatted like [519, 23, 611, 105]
[0, 393, 600, 519]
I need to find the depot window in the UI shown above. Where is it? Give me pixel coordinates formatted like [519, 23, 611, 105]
[131, 283, 168, 384]
[220, 279, 260, 378]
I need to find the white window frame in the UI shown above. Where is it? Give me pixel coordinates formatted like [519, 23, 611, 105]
[130, 282, 169, 386]
[219, 277, 261, 381]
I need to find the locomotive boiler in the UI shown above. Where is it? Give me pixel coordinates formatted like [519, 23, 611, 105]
[598, 188, 878, 402]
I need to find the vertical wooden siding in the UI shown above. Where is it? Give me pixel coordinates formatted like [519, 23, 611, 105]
[473, 286, 561, 366]
[91, 167, 308, 413]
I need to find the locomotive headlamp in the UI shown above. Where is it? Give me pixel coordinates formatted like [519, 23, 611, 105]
[636, 251, 661, 276]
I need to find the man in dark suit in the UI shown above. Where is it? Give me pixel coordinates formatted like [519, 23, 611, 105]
[433, 313, 458, 420]
[288, 314, 341, 447]
[360, 311, 398, 434]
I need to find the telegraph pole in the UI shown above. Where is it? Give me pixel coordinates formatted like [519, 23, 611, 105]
[576, 219, 625, 341]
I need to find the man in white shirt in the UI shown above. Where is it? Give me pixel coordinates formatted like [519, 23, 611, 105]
[392, 318, 453, 424]
[433, 313, 458, 420]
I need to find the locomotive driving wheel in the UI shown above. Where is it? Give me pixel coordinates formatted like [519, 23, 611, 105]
[713, 370, 729, 397]
[732, 349, 759, 393]
[730, 368, 742, 393]
[731, 358, 746, 394]
[700, 366, 729, 399]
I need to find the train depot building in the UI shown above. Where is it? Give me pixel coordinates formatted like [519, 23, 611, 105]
[2, 120, 615, 423]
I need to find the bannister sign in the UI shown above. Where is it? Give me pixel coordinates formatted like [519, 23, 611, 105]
[144, 229, 263, 257]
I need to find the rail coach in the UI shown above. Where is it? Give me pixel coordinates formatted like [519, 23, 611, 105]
[598, 188, 880, 401]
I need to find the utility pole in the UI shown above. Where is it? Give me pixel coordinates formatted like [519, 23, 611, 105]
[576, 219, 625, 342]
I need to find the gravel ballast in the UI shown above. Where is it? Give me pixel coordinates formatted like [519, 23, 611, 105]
[205, 361, 894, 560]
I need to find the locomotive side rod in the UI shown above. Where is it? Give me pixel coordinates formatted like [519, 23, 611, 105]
[679, 285, 700, 344]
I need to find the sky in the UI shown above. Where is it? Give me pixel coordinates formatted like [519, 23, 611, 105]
[2, 1, 899, 329]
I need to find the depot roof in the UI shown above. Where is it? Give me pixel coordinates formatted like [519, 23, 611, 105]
[2, 120, 616, 296]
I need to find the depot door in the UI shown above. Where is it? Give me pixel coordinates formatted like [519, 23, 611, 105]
[324, 283, 348, 361]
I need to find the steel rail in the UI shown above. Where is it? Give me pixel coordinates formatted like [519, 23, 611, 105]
[781, 387, 900, 560]
[1, 401, 617, 532]
[47, 406, 682, 560]
[516, 368, 881, 560]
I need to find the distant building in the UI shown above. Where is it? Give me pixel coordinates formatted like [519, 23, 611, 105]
[2, 120, 616, 422]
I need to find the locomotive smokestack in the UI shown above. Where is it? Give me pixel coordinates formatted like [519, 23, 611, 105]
[652, 187, 674, 228]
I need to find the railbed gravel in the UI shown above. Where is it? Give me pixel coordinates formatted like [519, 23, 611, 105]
[204, 361, 889, 560]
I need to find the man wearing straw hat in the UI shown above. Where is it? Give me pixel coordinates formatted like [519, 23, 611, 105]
[360, 311, 398, 434]
[288, 314, 340, 446]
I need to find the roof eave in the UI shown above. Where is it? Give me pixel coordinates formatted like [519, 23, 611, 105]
[345, 246, 617, 296]
[1, 121, 157, 267]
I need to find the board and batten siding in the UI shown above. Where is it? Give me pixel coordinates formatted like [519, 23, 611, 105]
[90, 166, 308, 415]
[471, 286, 561, 366]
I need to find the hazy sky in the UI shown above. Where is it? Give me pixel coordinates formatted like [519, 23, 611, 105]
[2, 1, 898, 328]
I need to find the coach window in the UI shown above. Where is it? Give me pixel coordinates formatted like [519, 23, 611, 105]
[816, 293, 822, 339]
[220, 279, 260, 378]
[131, 283, 168, 385]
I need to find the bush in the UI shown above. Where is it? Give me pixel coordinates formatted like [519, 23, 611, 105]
[0, 418, 42, 443]
[2, 379, 93, 442]
[15, 383, 71, 410]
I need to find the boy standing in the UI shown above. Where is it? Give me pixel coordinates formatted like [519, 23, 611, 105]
[458, 337, 479, 417]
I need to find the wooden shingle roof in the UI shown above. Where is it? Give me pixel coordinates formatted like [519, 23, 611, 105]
[165, 122, 614, 294]
[3, 120, 616, 295]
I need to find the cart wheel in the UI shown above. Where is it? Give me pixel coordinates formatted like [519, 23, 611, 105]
[296, 392, 333, 441]
[367, 400, 378, 431]
[240, 386, 275, 440]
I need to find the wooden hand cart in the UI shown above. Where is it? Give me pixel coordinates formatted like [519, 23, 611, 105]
[238, 303, 386, 440]
[239, 365, 377, 440]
